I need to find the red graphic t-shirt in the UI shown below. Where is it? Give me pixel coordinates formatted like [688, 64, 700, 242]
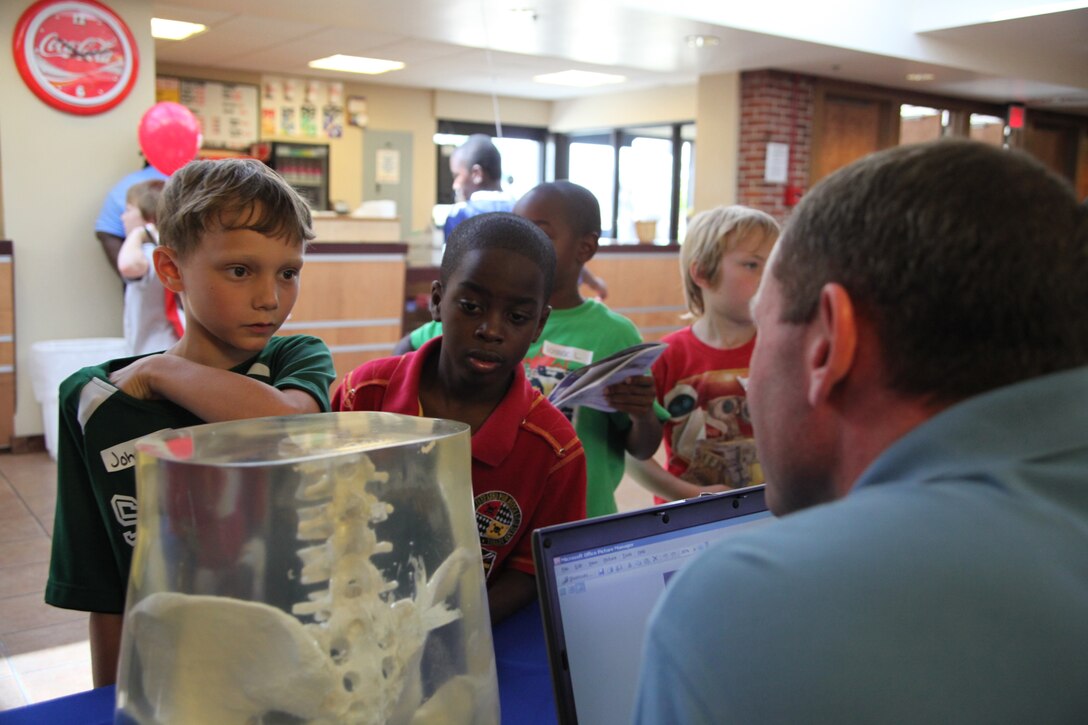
[652, 327, 762, 495]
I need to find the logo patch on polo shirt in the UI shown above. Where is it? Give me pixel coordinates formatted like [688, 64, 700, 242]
[475, 491, 522, 546]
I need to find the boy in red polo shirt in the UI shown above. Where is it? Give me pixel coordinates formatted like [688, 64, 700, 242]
[333, 212, 586, 623]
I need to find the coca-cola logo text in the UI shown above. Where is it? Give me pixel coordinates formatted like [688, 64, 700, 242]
[37, 32, 115, 64]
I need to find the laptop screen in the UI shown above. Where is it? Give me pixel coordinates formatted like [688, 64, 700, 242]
[532, 486, 772, 725]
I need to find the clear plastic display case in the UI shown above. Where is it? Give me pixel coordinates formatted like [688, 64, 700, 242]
[114, 412, 498, 724]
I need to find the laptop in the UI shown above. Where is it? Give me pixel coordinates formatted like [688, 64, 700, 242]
[532, 485, 773, 725]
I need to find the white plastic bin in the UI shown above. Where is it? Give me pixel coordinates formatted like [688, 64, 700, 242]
[31, 338, 128, 459]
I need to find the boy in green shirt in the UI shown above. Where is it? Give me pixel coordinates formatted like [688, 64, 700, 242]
[402, 181, 665, 516]
[46, 159, 336, 687]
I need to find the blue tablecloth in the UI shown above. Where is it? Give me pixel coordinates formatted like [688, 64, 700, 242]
[493, 600, 558, 724]
[0, 601, 558, 724]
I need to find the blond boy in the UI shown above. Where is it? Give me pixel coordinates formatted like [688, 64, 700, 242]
[628, 205, 779, 501]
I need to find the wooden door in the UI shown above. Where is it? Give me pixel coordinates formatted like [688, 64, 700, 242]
[811, 94, 894, 185]
[1026, 123, 1077, 183]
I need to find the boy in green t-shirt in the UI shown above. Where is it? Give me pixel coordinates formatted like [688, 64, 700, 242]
[46, 159, 336, 687]
[399, 181, 665, 517]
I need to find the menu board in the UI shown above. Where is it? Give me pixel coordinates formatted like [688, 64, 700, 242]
[260, 76, 344, 140]
[156, 77, 259, 150]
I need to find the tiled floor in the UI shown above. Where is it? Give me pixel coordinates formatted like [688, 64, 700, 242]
[0, 448, 655, 713]
[0, 450, 94, 711]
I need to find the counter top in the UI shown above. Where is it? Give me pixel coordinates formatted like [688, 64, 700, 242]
[310, 213, 400, 222]
[403, 241, 678, 269]
[596, 242, 680, 253]
[307, 242, 407, 255]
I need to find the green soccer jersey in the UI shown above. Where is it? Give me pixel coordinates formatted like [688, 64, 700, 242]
[45, 335, 335, 614]
[409, 300, 667, 517]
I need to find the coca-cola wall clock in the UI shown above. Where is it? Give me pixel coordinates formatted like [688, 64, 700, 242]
[12, 0, 139, 115]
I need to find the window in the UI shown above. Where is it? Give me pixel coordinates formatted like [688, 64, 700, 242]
[433, 121, 547, 205]
[969, 114, 1006, 147]
[567, 134, 616, 236]
[899, 105, 945, 144]
[434, 120, 694, 243]
[559, 123, 694, 242]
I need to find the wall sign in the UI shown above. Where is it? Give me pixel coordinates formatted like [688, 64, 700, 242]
[13, 0, 139, 115]
[157, 76, 259, 150]
[261, 76, 344, 140]
[764, 142, 789, 184]
[375, 148, 400, 185]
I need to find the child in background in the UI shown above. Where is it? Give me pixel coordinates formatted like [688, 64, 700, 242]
[333, 212, 586, 624]
[627, 205, 779, 502]
[46, 159, 336, 687]
[117, 179, 185, 355]
[443, 134, 516, 240]
[401, 183, 665, 518]
[514, 182, 665, 517]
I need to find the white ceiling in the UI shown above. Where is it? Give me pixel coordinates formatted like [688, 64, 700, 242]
[152, 0, 1088, 114]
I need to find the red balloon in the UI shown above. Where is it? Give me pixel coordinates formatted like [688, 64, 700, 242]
[138, 102, 202, 176]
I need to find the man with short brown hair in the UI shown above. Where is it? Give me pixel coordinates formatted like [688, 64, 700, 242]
[635, 140, 1088, 723]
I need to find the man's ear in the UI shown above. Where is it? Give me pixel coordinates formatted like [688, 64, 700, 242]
[575, 232, 600, 265]
[153, 246, 183, 293]
[470, 163, 484, 186]
[806, 283, 857, 407]
[429, 280, 444, 322]
[533, 305, 552, 343]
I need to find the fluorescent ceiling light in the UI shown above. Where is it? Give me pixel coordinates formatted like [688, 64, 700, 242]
[308, 55, 405, 74]
[151, 18, 206, 41]
[990, 1, 1088, 21]
[906, 73, 935, 82]
[685, 35, 720, 48]
[506, 7, 539, 21]
[533, 70, 626, 87]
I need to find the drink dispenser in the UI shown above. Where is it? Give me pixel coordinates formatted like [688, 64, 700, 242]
[114, 412, 499, 724]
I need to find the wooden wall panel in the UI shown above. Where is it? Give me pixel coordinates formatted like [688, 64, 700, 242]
[1026, 123, 1078, 181]
[331, 349, 393, 380]
[280, 324, 402, 348]
[0, 260, 12, 336]
[619, 310, 689, 336]
[584, 248, 686, 341]
[292, 257, 406, 321]
[285, 244, 406, 385]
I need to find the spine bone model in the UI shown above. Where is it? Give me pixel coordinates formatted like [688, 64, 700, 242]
[292, 454, 477, 722]
[126, 451, 496, 724]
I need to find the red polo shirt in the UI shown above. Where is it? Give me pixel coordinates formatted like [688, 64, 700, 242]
[332, 337, 587, 578]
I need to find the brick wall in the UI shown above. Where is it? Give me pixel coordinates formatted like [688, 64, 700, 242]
[737, 70, 815, 222]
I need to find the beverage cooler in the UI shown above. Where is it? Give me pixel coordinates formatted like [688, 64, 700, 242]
[252, 142, 329, 211]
